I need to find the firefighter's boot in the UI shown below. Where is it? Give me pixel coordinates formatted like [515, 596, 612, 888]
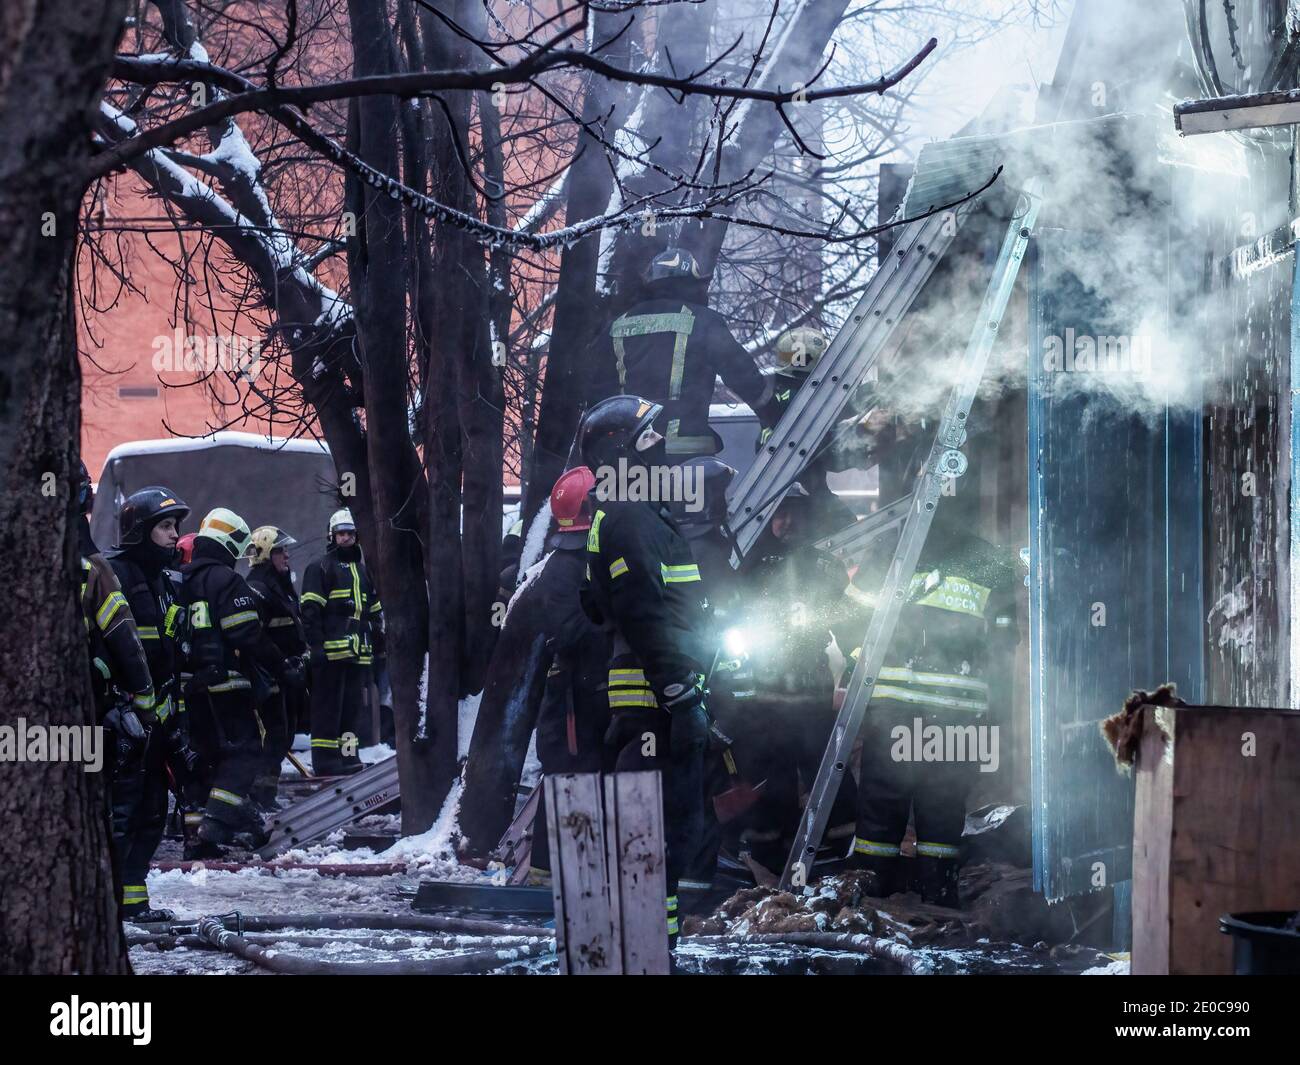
[915, 854, 961, 909]
[849, 854, 902, 897]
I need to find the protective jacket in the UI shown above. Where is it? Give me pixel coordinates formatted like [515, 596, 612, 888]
[588, 289, 777, 458]
[107, 542, 183, 720]
[81, 550, 154, 717]
[853, 519, 1018, 716]
[247, 561, 307, 658]
[580, 496, 709, 710]
[300, 544, 384, 665]
[179, 539, 285, 694]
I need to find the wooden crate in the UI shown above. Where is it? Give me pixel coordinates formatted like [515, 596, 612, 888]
[1132, 703, 1300, 974]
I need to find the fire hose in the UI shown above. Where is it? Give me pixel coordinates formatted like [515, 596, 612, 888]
[194, 916, 554, 974]
[684, 932, 933, 975]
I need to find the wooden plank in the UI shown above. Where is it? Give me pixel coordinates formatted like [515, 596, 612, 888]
[1132, 706, 1175, 973]
[604, 771, 670, 975]
[1132, 704, 1300, 974]
[545, 773, 619, 974]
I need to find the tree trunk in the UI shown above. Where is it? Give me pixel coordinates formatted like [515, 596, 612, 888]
[0, 0, 130, 974]
[522, 9, 640, 527]
[347, 0, 440, 832]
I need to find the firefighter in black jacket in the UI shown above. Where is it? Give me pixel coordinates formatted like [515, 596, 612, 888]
[587, 248, 780, 460]
[526, 466, 612, 883]
[300, 508, 384, 775]
[106, 487, 197, 918]
[850, 497, 1018, 907]
[180, 508, 291, 855]
[76, 465, 172, 919]
[246, 526, 307, 809]
[578, 395, 712, 946]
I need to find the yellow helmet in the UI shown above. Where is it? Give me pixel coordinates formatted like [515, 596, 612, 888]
[247, 525, 297, 565]
[197, 507, 252, 560]
[776, 327, 829, 374]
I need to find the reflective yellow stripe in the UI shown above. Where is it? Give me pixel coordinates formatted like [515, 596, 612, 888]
[587, 510, 605, 554]
[207, 674, 252, 693]
[660, 563, 700, 584]
[219, 610, 257, 630]
[96, 590, 127, 630]
[871, 684, 988, 712]
[916, 841, 960, 859]
[609, 692, 657, 709]
[301, 591, 326, 606]
[876, 667, 989, 693]
[609, 668, 647, 683]
[348, 563, 363, 621]
[209, 787, 243, 806]
[853, 838, 900, 857]
[312, 738, 340, 749]
[132, 692, 156, 712]
[137, 625, 160, 640]
[122, 885, 149, 904]
[328, 589, 352, 598]
[323, 639, 352, 648]
[609, 557, 629, 579]
[369, 600, 382, 613]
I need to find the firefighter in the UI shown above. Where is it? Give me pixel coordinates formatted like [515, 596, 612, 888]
[733, 485, 861, 873]
[75, 464, 171, 920]
[106, 487, 196, 919]
[758, 326, 894, 538]
[300, 508, 384, 775]
[587, 248, 780, 460]
[180, 508, 291, 855]
[578, 395, 712, 946]
[849, 473, 1019, 907]
[246, 526, 308, 811]
[526, 467, 612, 883]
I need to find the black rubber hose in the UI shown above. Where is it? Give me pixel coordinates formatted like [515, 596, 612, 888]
[195, 916, 553, 974]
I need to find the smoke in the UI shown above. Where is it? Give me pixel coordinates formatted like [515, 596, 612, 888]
[867, 28, 1262, 429]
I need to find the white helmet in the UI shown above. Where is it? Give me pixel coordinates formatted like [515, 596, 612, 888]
[329, 508, 357, 538]
[198, 507, 252, 560]
[776, 326, 829, 374]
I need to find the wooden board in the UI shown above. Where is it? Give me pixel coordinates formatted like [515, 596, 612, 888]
[604, 771, 670, 975]
[545, 773, 618, 974]
[1133, 704, 1300, 974]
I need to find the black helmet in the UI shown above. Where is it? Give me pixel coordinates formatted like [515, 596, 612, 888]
[669, 457, 736, 539]
[578, 395, 664, 471]
[77, 460, 93, 515]
[643, 247, 708, 285]
[119, 487, 190, 546]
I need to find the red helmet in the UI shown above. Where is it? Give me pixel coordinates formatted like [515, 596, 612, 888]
[176, 532, 197, 566]
[551, 466, 596, 533]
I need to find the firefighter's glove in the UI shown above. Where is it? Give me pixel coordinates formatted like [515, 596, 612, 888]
[660, 674, 708, 715]
[281, 657, 307, 690]
[106, 707, 148, 765]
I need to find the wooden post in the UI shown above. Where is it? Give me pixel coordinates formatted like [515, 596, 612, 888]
[604, 772, 670, 974]
[1132, 703, 1300, 974]
[545, 771, 670, 975]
